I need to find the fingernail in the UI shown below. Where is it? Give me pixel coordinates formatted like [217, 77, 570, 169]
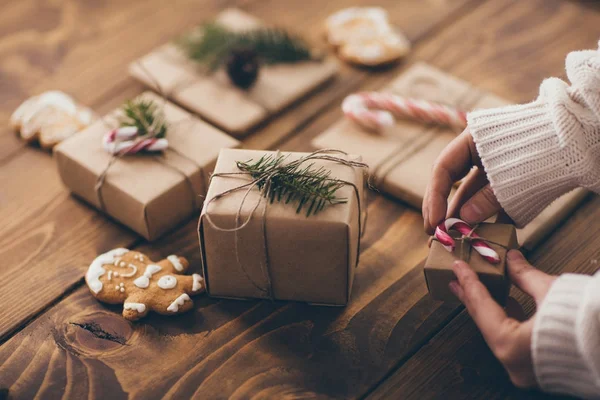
[461, 202, 482, 223]
[508, 250, 523, 261]
[452, 260, 466, 273]
[449, 281, 459, 295]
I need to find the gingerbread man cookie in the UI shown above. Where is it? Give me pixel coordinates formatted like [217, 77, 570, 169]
[85, 248, 205, 321]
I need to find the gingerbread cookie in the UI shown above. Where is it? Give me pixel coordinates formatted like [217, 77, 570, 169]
[325, 7, 410, 66]
[85, 248, 205, 321]
[11, 90, 94, 149]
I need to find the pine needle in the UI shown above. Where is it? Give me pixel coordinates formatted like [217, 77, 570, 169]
[177, 22, 316, 71]
[236, 154, 347, 217]
[119, 99, 167, 138]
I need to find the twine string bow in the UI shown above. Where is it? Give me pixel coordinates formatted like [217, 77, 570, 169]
[203, 149, 368, 300]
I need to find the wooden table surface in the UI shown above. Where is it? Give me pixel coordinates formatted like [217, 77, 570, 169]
[1, 0, 599, 399]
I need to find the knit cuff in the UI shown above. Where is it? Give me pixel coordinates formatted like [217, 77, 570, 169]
[467, 100, 577, 227]
[532, 274, 599, 398]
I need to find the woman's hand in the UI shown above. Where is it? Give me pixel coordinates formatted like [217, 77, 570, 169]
[449, 249, 556, 388]
[423, 127, 504, 234]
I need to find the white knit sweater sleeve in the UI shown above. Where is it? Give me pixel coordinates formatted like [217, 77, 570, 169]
[466, 42, 600, 227]
[532, 271, 600, 398]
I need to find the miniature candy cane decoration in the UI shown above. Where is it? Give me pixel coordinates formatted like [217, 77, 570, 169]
[435, 218, 500, 264]
[342, 92, 468, 132]
[102, 126, 169, 155]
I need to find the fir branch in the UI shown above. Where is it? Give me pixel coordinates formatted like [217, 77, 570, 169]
[119, 99, 167, 138]
[236, 154, 347, 217]
[178, 22, 316, 71]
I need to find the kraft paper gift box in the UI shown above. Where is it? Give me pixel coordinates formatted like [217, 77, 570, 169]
[312, 62, 587, 250]
[198, 149, 366, 305]
[424, 223, 518, 305]
[55, 92, 239, 241]
[130, 8, 338, 136]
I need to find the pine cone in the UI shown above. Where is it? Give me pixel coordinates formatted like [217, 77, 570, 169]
[225, 48, 260, 89]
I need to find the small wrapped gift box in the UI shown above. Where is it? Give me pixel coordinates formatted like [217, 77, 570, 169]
[55, 92, 239, 240]
[198, 149, 366, 305]
[424, 223, 518, 305]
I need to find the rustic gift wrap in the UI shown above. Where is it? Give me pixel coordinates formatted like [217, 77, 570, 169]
[130, 8, 339, 136]
[312, 62, 587, 250]
[55, 92, 239, 241]
[424, 223, 518, 305]
[198, 149, 366, 305]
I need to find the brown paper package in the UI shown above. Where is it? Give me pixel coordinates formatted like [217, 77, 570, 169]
[198, 149, 365, 305]
[312, 62, 587, 250]
[424, 223, 518, 305]
[55, 92, 239, 241]
[130, 8, 339, 136]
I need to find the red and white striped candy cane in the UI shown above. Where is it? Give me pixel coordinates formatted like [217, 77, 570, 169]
[102, 126, 168, 155]
[342, 92, 467, 132]
[435, 218, 500, 264]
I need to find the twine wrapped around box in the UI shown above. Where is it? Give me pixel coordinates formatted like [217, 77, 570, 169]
[198, 149, 367, 305]
[55, 89, 239, 240]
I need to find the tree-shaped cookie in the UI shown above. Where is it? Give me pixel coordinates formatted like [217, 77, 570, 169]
[85, 248, 205, 320]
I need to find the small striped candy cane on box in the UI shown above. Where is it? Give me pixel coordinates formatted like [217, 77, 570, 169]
[435, 218, 500, 264]
[342, 92, 467, 132]
[102, 126, 169, 155]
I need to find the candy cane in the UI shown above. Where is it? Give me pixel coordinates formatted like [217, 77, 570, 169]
[342, 92, 467, 132]
[102, 126, 168, 155]
[435, 218, 500, 264]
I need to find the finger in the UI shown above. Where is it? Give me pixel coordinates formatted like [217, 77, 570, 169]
[424, 129, 476, 234]
[447, 167, 489, 219]
[507, 250, 556, 303]
[459, 184, 503, 224]
[450, 260, 509, 342]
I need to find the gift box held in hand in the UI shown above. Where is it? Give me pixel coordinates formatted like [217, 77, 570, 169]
[424, 221, 518, 305]
[55, 92, 239, 240]
[198, 149, 366, 305]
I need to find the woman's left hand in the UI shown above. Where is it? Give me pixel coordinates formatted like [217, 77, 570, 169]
[449, 249, 556, 388]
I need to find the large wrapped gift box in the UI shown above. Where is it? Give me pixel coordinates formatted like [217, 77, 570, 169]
[424, 223, 518, 305]
[55, 92, 239, 240]
[130, 8, 338, 136]
[198, 149, 365, 305]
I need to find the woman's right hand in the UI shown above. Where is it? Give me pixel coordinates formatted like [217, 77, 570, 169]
[423, 127, 506, 234]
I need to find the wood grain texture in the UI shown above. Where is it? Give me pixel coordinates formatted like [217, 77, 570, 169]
[1, 0, 599, 398]
[0, 0, 239, 161]
[0, 197, 460, 399]
[0, 0, 476, 342]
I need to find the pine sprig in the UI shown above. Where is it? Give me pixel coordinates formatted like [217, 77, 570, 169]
[178, 22, 316, 71]
[119, 99, 167, 138]
[236, 154, 347, 217]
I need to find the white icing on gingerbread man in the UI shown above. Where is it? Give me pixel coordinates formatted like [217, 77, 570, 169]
[85, 249, 205, 321]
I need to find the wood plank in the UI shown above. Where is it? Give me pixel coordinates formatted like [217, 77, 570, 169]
[368, 195, 600, 400]
[0, 196, 459, 399]
[0, 0, 477, 162]
[0, 0, 479, 341]
[362, 0, 600, 396]
[2, 0, 598, 398]
[0, 0, 240, 162]
[0, 83, 156, 342]
[0, 149, 137, 343]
